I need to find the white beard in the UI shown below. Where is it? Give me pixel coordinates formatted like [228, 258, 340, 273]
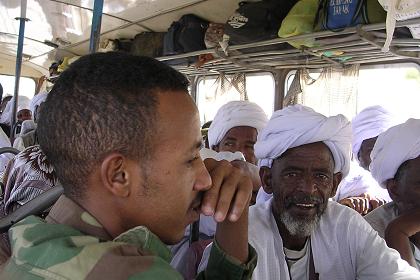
[280, 210, 320, 237]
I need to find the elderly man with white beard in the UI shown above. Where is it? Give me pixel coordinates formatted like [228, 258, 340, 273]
[247, 105, 419, 279]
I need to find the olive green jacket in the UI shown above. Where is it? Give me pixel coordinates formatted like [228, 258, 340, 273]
[1, 195, 257, 279]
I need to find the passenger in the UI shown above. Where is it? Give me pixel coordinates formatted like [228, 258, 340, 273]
[0, 52, 256, 279]
[0, 96, 32, 136]
[228, 105, 418, 279]
[0, 96, 11, 115]
[335, 105, 395, 214]
[365, 119, 420, 269]
[12, 92, 48, 151]
[17, 120, 36, 135]
[1, 145, 59, 216]
[0, 96, 12, 136]
[171, 101, 267, 278]
[208, 100, 268, 203]
[0, 128, 11, 178]
[0, 145, 60, 262]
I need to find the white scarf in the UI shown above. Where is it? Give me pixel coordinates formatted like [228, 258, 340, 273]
[255, 105, 351, 176]
[208, 101, 268, 148]
[351, 105, 396, 158]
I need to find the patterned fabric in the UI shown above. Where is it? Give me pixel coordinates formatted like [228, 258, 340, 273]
[1, 145, 59, 215]
[0, 195, 257, 279]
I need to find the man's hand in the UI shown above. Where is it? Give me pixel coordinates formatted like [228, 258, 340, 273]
[385, 208, 420, 268]
[201, 158, 253, 263]
[338, 193, 386, 215]
[201, 159, 253, 222]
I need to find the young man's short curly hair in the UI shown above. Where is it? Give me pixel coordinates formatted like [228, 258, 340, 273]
[37, 52, 189, 200]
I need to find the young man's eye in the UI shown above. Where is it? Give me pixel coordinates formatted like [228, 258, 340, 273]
[187, 156, 200, 165]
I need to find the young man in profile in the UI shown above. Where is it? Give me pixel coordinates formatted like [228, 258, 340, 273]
[1, 52, 256, 279]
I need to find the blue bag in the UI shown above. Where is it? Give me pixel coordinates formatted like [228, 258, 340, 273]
[316, 0, 386, 31]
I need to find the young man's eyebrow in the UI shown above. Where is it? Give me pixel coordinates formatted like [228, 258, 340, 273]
[190, 140, 203, 152]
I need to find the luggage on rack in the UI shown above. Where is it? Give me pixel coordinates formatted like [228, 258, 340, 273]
[278, 0, 319, 48]
[163, 14, 209, 66]
[316, 0, 386, 31]
[130, 32, 165, 57]
[224, 0, 298, 45]
[163, 14, 209, 55]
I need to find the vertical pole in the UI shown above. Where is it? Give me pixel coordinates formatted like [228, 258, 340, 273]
[89, 0, 104, 53]
[11, 0, 29, 142]
[273, 70, 288, 110]
[190, 76, 199, 104]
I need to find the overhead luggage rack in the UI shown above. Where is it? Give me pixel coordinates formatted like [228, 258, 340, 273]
[157, 17, 420, 76]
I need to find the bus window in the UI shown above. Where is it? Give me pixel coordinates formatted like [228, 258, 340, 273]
[0, 75, 35, 99]
[197, 73, 275, 124]
[357, 64, 420, 121]
[284, 64, 420, 121]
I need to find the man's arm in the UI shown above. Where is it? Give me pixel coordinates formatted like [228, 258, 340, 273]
[385, 208, 420, 269]
[202, 159, 252, 263]
[195, 159, 256, 279]
[354, 214, 420, 279]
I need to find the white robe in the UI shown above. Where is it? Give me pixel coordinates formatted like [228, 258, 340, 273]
[247, 199, 419, 279]
[365, 202, 420, 270]
[333, 161, 391, 202]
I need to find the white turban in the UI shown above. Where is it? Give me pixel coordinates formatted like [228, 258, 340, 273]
[352, 105, 396, 157]
[208, 101, 268, 148]
[255, 105, 351, 176]
[370, 118, 420, 187]
[29, 92, 48, 114]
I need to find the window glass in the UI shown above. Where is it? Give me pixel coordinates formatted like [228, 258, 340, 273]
[0, 75, 36, 99]
[197, 73, 275, 124]
[357, 64, 420, 121]
[284, 64, 420, 121]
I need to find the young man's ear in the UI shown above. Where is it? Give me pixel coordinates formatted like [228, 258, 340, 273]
[331, 172, 343, 198]
[100, 154, 132, 197]
[260, 167, 273, 194]
[386, 179, 400, 201]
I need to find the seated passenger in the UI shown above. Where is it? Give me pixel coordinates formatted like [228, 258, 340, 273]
[365, 119, 420, 269]
[0, 96, 12, 137]
[208, 101, 268, 203]
[0, 145, 60, 263]
[0, 53, 256, 279]
[335, 106, 395, 214]
[214, 105, 418, 279]
[0, 125, 11, 180]
[12, 93, 48, 151]
[1, 145, 59, 216]
[171, 101, 267, 277]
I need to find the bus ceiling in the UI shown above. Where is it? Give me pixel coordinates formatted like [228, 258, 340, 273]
[0, 0, 420, 78]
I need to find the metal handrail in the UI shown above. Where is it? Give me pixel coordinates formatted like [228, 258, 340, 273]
[0, 186, 64, 233]
[0, 147, 20, 156]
